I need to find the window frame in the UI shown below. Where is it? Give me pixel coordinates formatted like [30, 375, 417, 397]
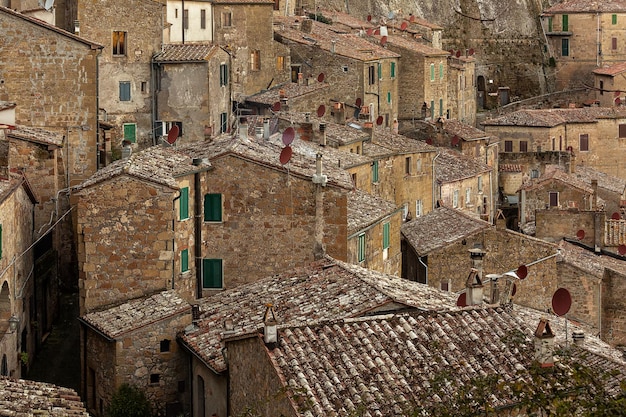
[415, 199, 423, 217]
[202, 258, 223, 289]
[519, 140, 528, 152]
[439, 62, 444, 80]
[371, 160, 379, 183]
[357, 233, 366, 263]
[368, 65, 375, 85]
[382, 222, 390, 250]
[504, 140, 513, 152]
[613, 37, 618, 50]
[465, 188, 471, 205]
[378, 62, 382, 80]
[250, 50, 261, 71]
[183, 9, 189, 29]
[430, 63, 435, 81]
[204, 193, 223, 222]
[119, 81, 131, 102]
[112, 31, 127, 56]
[390, 61, 396, 78]
[613, 14, 618, 25]
[619, 124, 626, 138]
[180, 187, 189, 220]
[562, 14, 568, 31]
[200, 9, 207, 29]
[579, 133, 589, 151]
[453, 190, 459, 208]
[561, 38, 569, 56]
[220, 63, 228, 87]
[478, 176, 483, 193]
[220, 112, 228, 133]
[181, 249, 189, 273]
[222, 11, 232, 27]
[405, 157, 412, 175]
[549, 191, 559, 207]
[123, 123, 136, 143]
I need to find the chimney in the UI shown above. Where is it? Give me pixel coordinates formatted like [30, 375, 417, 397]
[280, 97, 289, 112]
[301, 18, 313, 33]
[312, 152, 327, 186]
[485, 274, 501, 304]
[331, 39, 336, 54]
[192, 304, 200, 325]
[319, 122, 326, 146]
[333, 102, 344, 124]
[74, 20, 80, 35]
[572, 330, 585, 346]
[469, 248, 486, 280]
[534, 318, 555, 367]
[465, 268, 483, 306]
[263, 118, 270, 140]
[305, 112, 311, 122]
[263, 303, 278, 348]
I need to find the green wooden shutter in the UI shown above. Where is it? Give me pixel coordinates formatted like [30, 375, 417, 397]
[180, 187, 189, 220]
[430, 64, 435, 81]
[378, 62, 382, 80]
[613, 14, 618, 25]
[358, 234, 366, 262]
[202, 259, 223, 288]
[181, 249, 189, 272]
[123, 123, 136, 143]
[383, 222, 390, 249]
[390, 62, 396, 78]
[372, 160, 379, 183]
[204, 193, 222, 222]
[562, 14, 568, 31]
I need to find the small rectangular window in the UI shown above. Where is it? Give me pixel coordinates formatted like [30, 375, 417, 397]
[112, 31, 126, 56]
[390, 62, 396, 78]
[549, 191, 559, 207]
[204, 193, 222, 222]
[378, 62, 382, 80]
[504, 140, 513, 152]
[123, 123, 136, 143]
[562, 38, 569, 56]
[430, 64, 435, 81]
[430, 100, 435, 118]
[372, 160, 379, 183]
[273, 0, 279, 10]
[439, 98, 443, 116]
[250, 50, 260, 71]
[357, 234, 366, 262]
[478, 176, 483, 193]
[619, 124, 626, 138]
[183, 9, 189, 29]
[141, 81, 147, 93]
[439, 63, 444, 79]
[520, 140, 528, 152]
[548, 16, 553, 32]
[150, 374, 160, 384]
[201, 9, 206, 29]
[203, 259, 223, 288]
[405, 157, 412, 175]
[119, 81, 131, 101]
[387, 91, 392, 104]
[220, 112, 228, 133]
[465, 188, 471, 204]
[276, 56, 285, 71]
[180, 187, 189, 220]
[368, 65, 375, 85]
[220, 63, 228, 86]
[160, 339, 171, 352]
[613, 37, 618, 50]
[580, 134, 589, 151]
[453, 190, 459, 208]
[613, 14, 617, 25]
[382, 222, 390, 250]
[415, 200, 423, 217]
[222, 11, 232, 27]
[181, 249, 189, 272]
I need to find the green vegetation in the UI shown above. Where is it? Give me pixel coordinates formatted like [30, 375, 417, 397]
[106, 384, 152, 417]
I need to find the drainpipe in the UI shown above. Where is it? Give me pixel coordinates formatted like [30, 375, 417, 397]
[193, 160, 203, 299]
[95, 50, 101, 170]
[597, 12, 601, 66]
[432, 151, 440, 210]
[172, 194, 180, 290]
[182, 0, 185, 44]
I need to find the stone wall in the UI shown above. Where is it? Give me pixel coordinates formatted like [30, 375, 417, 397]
[522, 181, 592, 224]
[535, 210, 600, 246]
[602, 268, 626, 347]
[557, 261, 601, 330]
[82, 327, 115, 416]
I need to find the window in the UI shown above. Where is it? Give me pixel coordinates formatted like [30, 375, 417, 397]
[562, 14, 568, 31]
[465, 188, 471, 205]
[504, 140, 513, 152]
[357, 234, 366, 262]
[276, 56, 285, 71]
[371, 160, 379, 183]
[415, 199, 423, 217]
[368, 65, 375, 85]
[600, 80, 604, 95]
[201, 9, 206, 29]
[580, 133, 589, 151]
[123, 123, 136, 143]
[613, 14, 618, 25]
[520, 140, 528, 152]
[160, 339, 171, 352]
[613, 37, 618, 50]
[204, 193, 222, 222]
[202, 259, 223, 288]
[382, 222, 390, 250]
[453, 190, 459, 208]
[222, 11, 232, 27]
[378, 62, 382, 80]
[150, 374, 160, 384]
[552, 137, 556, 150]
[112, 31, 126, 56]
[548, 16, 553, 32]
[416, 159, 422, 173]
[180, 187, 189, 220]
[387, 91, 391, 103]
[273, 0, 279, 10]
[181, 249, 189, 272]
[390, 62, 396, 78]
[439, 98, 443, 116]
[220, 112, 228, 133]
[183, 9, 189, 29]
[141, 81, 147, 93]
[430, 64, 435, 81]
[439, 63, 444, 79]
[619, 124, 626, 138]
[478, 176, 483, 193]
[250, 50, 260, 71]
[220, 63, 228, 86]
[562, 38, 569, 56]
[119, 81, 131, 101]
[549, 191, 559, 207]
[351, 173, 357, 186]
[531, 169, 539, 178]
[430, 100, 435, 118]
[405, 157, 412, 175]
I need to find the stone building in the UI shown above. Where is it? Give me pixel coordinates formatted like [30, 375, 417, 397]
[434, 148, 493, 221]
[541, 0, 626, 90]
[0, 171, 37, 379]
[401, 206, 558, 313]
[178, 257, 460, 417]
[59, 0, 165, 151]
[244, 81, 331, 116]
[78, 290, 191, 416]
[274, 16, 400, 128]
[447, 52, 477, 126]
[0, 377, 90, 416]
[593, 62, 626, 107]
[153, 43, 231, 143]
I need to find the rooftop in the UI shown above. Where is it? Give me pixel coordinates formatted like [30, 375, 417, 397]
[437, 119, 491, 141]
[574, 165, 626, 195]
[592, 61, 626, 76]
[367, 128, 437, 156]
[7, 125, 64, 147]
[0, 377, 90, 416]
[347, 189, 399, 235]
[383, 33, 450, 56]
[179, 257, 460, 373]
[435, 148, 491, 183]
[558, 240, 626, 277]
[153, 43, 222, 62]
[520, 165, 594, 194]
[544, 0, 626, 13]
[401, 206, 492, 256]
[245, 82, 330, 105]
[484, 107, 626, 127]
[0, 101, 16, 111]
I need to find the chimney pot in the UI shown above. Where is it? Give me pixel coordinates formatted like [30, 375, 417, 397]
[263, 303, 278, 348]
[572, 330, 585, 345]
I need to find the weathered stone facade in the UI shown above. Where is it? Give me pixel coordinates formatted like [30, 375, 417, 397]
[447, 55, 477, 125]
[602, 267, 626, 347]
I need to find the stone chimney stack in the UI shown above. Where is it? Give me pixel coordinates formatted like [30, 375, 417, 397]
[534, 318, 555, 367]
[301, 18, 313, 33]
[572, 330, 585, 346]
[263, 303, 278, 349]
[465, 268, 483, 306]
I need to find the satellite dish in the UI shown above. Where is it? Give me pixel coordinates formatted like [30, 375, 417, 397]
[272, 101, 281, 112]
[282, 127, 295, 145]
[44, 0, 55, 10]
[451, 135, 459, 146]
[552, 288, 572, 316]
[456, 50, 461, 58]
[388, 11, 396, 19]
[576, 229, 585, 240]
[376, 115, 384, 126]
[374, 28, 380, 35]
[469, 48, 475, 56]
[511, 282, 517, 297]
[615, 91, 622, 97]
[355, 97, 362, 107]
[616, 97, 622, 106]
[367, 15, 372, 21]
[448, 49, 454, 55]
[380, 36, 388, 46]
[409, 15, 416, 22]
[317, 104, 326, 117]
[400, 21, 408, 30]
[425, 138, 433, 145]
[612, 212, 621, 220]
[366, 28, 373, 36]
[317, 73, 325, 82]
[279, 146, 292, 165]
[619, 244, 626, 255]
[516, 265, 528, 280]
[456, 292, 467, 307]
[167, 124, 180, 144]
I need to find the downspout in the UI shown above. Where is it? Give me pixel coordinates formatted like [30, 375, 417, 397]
[432, 151, 440, 210]
[193, 160, 203, 299]
[182, 0, 185, 44]
[95, 50, 101, 170]
[597, 12, 601, 66]
[489, 169, 494, 224]
[172, 193, 181, 290]
[151, 58, 158, 146]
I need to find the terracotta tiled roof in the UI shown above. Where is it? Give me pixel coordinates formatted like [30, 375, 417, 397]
[348, 189, 399, 235]
[274, 16, 400, 61]
[484, 107, 626, 127]
[153, 43, 221, 62]
[179, 257, 460, 373]
[435, 148, 491, 183]
[592, 61, 626, 76]
[383, 33, 450, 56]
[318, 9, 375, 30]
[74, 145, 208, 191]
[0, 377, 90, 416]
[500, 164, 523, 173]
[80, 290, 190, 339]
[520, 165, 594, 193]
[273, 113, 371, 147]
[574, 165, 626, 195]
[558, 240, 626, 276]
[401, 206, 491, 256]
[544, 0, 626, 13]
[7, 125, 64, 147]
[264, 307, 626, 415]
[245, 82, 330, 105]
[438, 119, 491, 141]
[368, 128, 437, 155]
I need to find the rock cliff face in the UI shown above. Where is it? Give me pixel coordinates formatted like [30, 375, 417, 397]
[321, 0, 562, 98]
